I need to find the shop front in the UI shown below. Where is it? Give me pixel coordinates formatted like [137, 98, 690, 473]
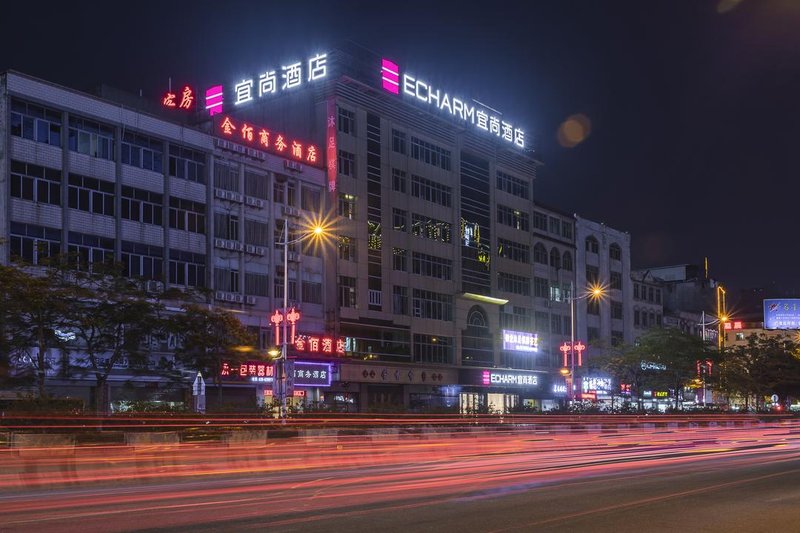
[458, 368, 554, 414]
[337, 362, 460, 412]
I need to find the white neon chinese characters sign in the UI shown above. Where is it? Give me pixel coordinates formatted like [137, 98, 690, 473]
[233, 53, 327, 107]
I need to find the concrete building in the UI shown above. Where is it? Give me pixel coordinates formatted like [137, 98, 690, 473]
[574, 216, 634, 352]
[0, 70, 330, 408]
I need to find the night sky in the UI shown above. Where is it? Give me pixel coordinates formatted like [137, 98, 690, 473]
[2, 0, 798, 296]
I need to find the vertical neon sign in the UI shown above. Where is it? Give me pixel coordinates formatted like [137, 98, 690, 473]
[326, 98, 337, 193]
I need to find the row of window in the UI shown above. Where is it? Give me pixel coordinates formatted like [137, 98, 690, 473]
[634, 309, 663, 328]
[633, 283, 662, 303]
[533, 211, 573, 240]
[584, 237, 622, 260]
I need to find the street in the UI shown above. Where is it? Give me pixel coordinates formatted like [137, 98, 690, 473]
[2, 420, 800, 531]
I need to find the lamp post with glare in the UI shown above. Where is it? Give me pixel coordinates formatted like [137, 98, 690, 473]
[564, 282, 605, 403]
[274, 218, 327, 419]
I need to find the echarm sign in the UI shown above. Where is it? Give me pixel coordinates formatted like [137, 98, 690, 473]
[381, 57, 526, 149]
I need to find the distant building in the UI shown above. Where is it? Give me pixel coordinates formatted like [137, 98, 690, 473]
[574, 217, 633, 352]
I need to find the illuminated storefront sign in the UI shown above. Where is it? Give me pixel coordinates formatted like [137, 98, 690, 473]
[217, 116, 321, 167]
[501, 330, 538, 352]
[232, 53, 327, 107]
[292, 361, 332, 387]
[654, 390, 670, 398]
[764, 299, 800, 330]
[582, 376, 612, 394]
[723, 321, 743, 330]
[482, 370, 538, 387]
[221, 361, 275, 383]
[265, 389, 306, 397]
[640, 360, 667, 371]
[162, 85, 195, 110]
[293, 335, 346, 356]
[381, 57, 525, 149]
[220, 360, 332, 386]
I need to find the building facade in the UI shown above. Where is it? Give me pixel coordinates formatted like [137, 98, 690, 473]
[574, 216, 634, 352]
[3, 46, 641, 412]
[0, 71, 330, 408]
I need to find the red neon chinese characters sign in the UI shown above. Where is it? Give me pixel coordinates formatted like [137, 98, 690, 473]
[162, 86, 195, 110]
[217, 116, 322, 168]
[294, 335, 346, 356]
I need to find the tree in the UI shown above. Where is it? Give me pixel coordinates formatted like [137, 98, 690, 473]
[170, 304, 256, 403]
[720, 333, 800, 410]
[593, 328, 713, 410]
[0, 264, 73, 398]
[65, 266, 167, 413]
[632, 328, 712, 410]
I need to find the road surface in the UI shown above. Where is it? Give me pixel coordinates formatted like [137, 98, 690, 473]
[2, 421, 799, 532]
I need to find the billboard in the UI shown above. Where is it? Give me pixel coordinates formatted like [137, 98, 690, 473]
[764, 299, 800, 330]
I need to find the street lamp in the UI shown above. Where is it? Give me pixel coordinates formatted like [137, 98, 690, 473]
[274, 217, 328, 419]
[565, 281, 606, 403]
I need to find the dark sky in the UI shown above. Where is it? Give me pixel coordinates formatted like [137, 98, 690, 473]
[2, 0, 798, 295]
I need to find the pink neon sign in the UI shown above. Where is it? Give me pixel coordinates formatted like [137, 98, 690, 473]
[205, 85, 224, 116]
[381, 58, 400, 94]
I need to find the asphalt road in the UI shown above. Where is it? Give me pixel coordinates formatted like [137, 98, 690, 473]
[2, 423, 800, 532]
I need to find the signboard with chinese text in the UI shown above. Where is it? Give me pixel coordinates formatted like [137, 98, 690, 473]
[221, 361, 275, 383]
[501, 330, 538, 352]
[293, 361, 332, 387]
[581, 376, 612, 395]
[326, 98, 337, 193]
[162, 85, 195, 110]
[764, 299, 800, 330]
[481, 370, 539, 387]
[217, 115, 322, 168]
[293, 334, 346, 356]
[380, 57, 526, 150]
[232, 53, 328, 108]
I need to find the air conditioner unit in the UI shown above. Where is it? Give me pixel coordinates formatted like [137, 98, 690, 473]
[287, 251, 300, 262]
[254, 199, 265, 209]
[215, 291, 226, 300]
[234, 242, 244, 252]
[214, 188, 226, 199]
[214, 238, 226, 248]
[234, 294, 244, 303]
[225, 293, 236, 302]
[224, 241, 235, 250]
[146, 280, 161, 293]
[255, 246, 265, 256]
[245, 244, 256, 254]
[245, 196, 256, 206]
[234, 193, 244, 203]
[245, 295, 256, 305]
[282, 206, 300, 218]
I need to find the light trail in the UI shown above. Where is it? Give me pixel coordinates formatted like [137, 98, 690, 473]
[1, 420, 798, 531]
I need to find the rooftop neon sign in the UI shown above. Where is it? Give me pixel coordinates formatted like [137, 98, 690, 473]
[232, 53, 328, 107]
[381, 58, 526, 149]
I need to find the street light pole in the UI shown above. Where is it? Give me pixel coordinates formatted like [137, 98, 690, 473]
[570, 280, 576, 403]
[273, 218, 328, 419]
[280, 217, 289, 419]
